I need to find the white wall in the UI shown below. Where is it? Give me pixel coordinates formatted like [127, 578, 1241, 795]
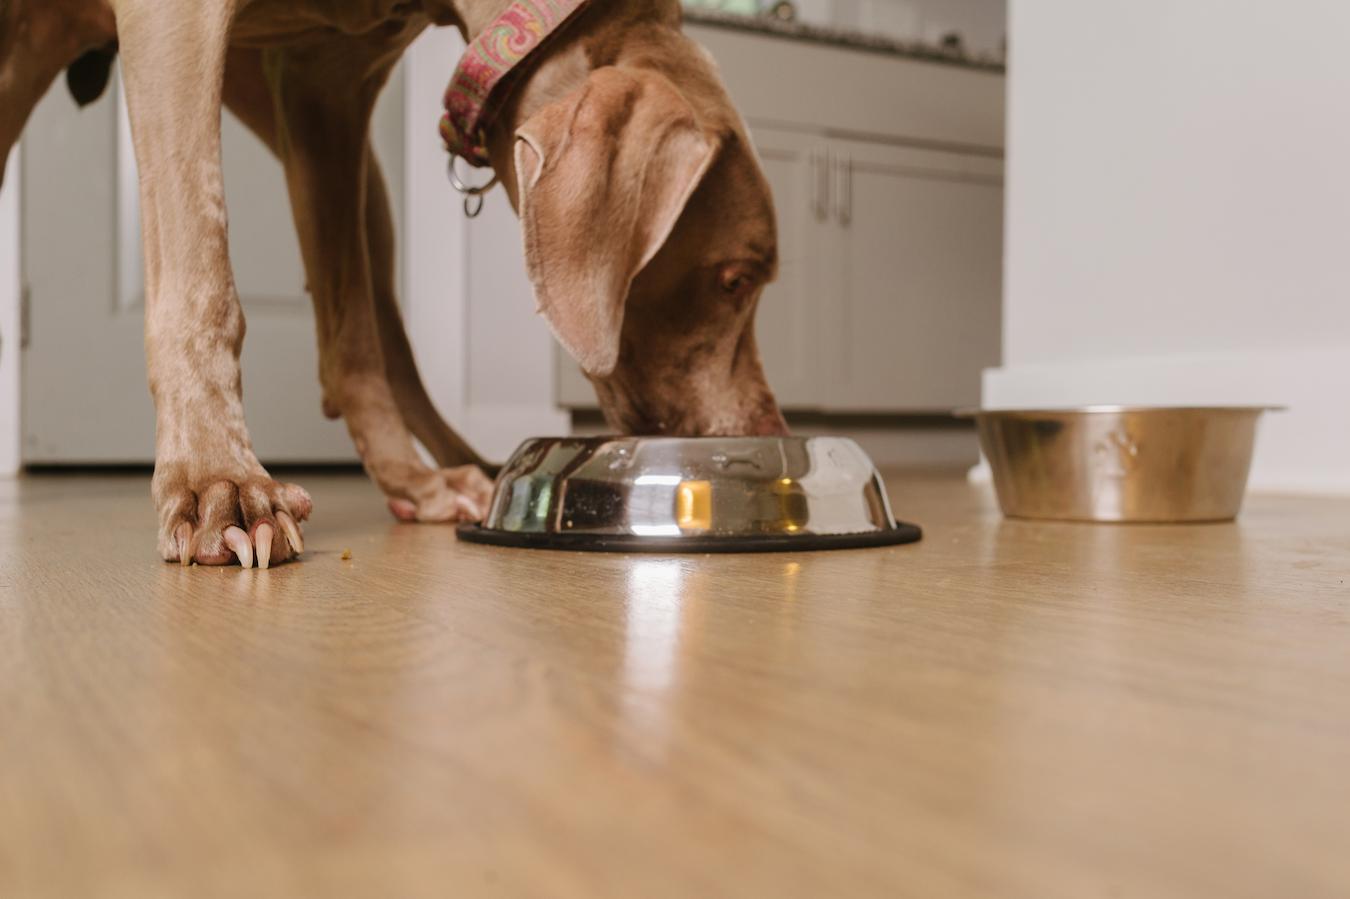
[987, 0, 1350, 493]
[0, 147, 19, 476]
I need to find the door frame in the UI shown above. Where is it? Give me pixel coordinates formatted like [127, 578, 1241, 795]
[1, 146, 19, 476]
[401, 28, 471, 435]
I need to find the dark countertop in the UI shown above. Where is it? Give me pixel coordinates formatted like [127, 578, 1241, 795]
[683, 8, 1006, 74]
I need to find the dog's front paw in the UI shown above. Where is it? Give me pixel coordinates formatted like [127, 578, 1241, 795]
[387, 465, 494, 524]
[155, 470, 312, 569]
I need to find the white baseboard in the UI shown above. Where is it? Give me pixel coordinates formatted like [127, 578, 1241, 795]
[983, 347, 1350, 495]
[0, 146, 20, 477]
[788, 420, 981, 470]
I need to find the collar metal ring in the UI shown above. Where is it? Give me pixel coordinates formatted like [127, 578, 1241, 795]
[447, 152, 500, 219]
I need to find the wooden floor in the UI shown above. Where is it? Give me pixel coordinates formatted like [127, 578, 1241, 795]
[1, 470, 1348, 898]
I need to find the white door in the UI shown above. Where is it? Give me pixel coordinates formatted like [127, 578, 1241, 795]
[822, 138, 1004, 412]
[20, 68, 406, 463]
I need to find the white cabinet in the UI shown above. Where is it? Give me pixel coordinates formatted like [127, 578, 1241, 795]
[821, 137, 1003, 411]
[754, 129, 1003, 412]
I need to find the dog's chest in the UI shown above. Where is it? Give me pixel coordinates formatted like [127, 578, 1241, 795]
[232, 0, 438, 43]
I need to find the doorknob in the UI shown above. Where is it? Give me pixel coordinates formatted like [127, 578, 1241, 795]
[835, 156, 853, 227]
[810, 151, 831, 222]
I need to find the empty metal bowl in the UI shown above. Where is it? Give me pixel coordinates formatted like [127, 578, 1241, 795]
[457, 436, 922, 553]
[961, 406, 1279, 523]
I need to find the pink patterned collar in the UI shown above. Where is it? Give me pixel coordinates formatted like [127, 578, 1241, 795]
[441, 0, 591, 169]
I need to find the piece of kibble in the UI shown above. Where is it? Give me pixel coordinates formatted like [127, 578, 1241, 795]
[340, 549, 353, 561]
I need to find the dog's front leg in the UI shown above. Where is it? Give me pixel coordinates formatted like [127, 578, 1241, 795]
[221, 45, 491, 478]
[268, 40, 493, 523]
[117, 1, 308, 566]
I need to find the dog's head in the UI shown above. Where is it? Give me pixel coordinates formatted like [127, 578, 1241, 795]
[0, 0, 116, 186]
[503, 47, 788, 437]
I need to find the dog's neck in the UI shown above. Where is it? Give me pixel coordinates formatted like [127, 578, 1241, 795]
[433, 0, 689, 206]
[444, 0, 681, 52]
[447, 0, 528, 40]
[446, 0, 678, 39]
[445, 0, 684, 140]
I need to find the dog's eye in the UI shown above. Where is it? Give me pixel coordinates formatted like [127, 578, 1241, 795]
[718, 265, 756, 296]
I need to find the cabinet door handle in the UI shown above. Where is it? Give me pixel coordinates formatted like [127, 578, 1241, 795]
[836, 156, 853, 227]
[811, 151, 831, 222]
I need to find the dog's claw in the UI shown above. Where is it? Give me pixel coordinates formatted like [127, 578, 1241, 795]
[277, 510, 304, 555]
[176, 523, 193, 567]
[388, 499, 418, 522]
[457, 495, 483, 521]
[256, 523, 274, 570]
[223, 526, 253, 569]
[158, 474, 310, 567]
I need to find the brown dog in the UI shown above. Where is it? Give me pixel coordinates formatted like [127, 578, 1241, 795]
[0, 0, 787, 567]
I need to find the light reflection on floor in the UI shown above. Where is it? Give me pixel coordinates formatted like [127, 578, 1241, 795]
[620, 560, 689, 744]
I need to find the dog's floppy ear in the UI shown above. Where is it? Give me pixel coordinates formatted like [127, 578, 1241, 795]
[66, 42, 119, 107]
[514, 67, 720, 377]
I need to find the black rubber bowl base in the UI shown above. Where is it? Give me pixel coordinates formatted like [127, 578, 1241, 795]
[455, 522, 923, 554]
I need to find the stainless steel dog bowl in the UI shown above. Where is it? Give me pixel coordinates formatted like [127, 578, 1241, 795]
[962, 406, 1279, 523]
[457, 436, 921, 552]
